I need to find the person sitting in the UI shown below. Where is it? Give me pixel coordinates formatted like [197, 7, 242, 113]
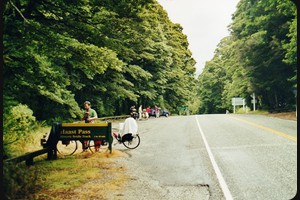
[116, 113, 138, 141]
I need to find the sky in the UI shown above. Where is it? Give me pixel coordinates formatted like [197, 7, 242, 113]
[157, 0, 240, 75]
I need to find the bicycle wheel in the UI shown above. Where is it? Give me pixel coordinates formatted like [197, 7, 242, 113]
[56, 140, 78, 156]
[122, 134, 140, 149]
[88, 140, 95, 153]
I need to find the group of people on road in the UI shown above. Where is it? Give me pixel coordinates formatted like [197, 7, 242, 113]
[130, 105, 160, 120]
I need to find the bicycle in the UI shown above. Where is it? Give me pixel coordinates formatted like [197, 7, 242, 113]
[56, 139, 107, 156]
[113, 132, 140, 149]
[57, 133, 139, 155]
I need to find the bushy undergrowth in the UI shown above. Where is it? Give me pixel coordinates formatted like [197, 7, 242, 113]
[4, 104, 39, 157]
[235, 107, 251, 114]
[3, 162, 46, 200]
[235, 107, 269, 114]
[3, 104, 50, 199]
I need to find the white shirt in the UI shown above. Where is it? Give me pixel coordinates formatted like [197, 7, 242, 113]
[120, 117, 138, 136]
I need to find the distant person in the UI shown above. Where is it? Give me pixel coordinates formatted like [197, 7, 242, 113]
[130, 105, 138, 120]
[142, 108, 149, 119]
[130, 105, 136, 113]
[81, 101, 101, 152]
[155, 105, 160, 118]
[146, 106, 151, 115]
[138, 105, 143, 120]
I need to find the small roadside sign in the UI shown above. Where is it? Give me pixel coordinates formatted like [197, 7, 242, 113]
[232, 97, 244, 105]
[232, 97, 245, 113]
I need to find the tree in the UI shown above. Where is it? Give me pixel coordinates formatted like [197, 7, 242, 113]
[3, 0, 197, 121]
[197, 0, 297, 113]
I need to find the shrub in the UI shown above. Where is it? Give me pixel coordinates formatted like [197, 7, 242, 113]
[3, 162, 44, 200]
[235, 107, 250, 114]
[3, 104, 37, 158]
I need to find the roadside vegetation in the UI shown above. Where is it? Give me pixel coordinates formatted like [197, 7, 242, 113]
[4, 147, 128, 200]
[196, 0, 297, 114]
[4, 0, 197, 123]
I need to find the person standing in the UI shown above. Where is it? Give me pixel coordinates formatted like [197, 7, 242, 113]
[155, 105, 160, 118]
[146, 106, 151, 116]
[81, 101, 101, 152]
[138, 105, 142, 120]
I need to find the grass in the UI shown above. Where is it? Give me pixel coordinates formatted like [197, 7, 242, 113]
[243, 110, 269, 115]
[31, 149, 129, 199]
[235, 107, 269, 114]
[233, 108, 296, 121]
[38, 157, 85, 190]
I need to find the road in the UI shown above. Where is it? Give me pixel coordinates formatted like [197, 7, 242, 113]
[113, 114, 297, 200]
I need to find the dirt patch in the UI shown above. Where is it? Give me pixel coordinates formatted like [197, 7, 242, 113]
[263, 112, 297, 121]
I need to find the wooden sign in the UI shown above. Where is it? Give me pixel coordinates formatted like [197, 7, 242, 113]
[59, 122, 111, 140]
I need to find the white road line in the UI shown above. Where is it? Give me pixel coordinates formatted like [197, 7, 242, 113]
[195, 116, 233, 200]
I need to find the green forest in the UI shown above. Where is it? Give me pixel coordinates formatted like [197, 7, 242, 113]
[4, 0, 197, 122]
[3, 0, 297, 151]
[197, 0, 297, 114]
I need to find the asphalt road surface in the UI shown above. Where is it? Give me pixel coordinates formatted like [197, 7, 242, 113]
[114, 114, 297, 200]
